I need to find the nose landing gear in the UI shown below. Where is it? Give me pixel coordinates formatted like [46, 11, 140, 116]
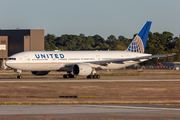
[17, 75, 22, 79]
[15, 70, 22, 79]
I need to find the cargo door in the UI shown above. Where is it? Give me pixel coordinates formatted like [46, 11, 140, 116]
[96, 55, 100, 60]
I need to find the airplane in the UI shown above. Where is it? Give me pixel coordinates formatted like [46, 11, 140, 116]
[5, 21, 175, 79]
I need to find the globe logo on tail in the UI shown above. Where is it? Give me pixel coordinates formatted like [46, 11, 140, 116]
[126, 35, 144, 53]
[126, 21, 152, 53]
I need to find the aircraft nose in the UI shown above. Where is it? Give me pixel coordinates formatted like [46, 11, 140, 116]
[5, 60, 10, 67]
[5, 60, 8, 65]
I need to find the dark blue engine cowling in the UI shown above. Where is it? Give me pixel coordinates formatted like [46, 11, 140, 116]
[31, 71, 49, 76]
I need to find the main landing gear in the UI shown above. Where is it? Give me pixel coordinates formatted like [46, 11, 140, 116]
[63, 72, 76, 79]
[87, 74, 100, 79]
[87, 69, 100, 79]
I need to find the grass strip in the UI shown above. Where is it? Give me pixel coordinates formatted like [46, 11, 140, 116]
[0, 95, 59, 98]
[0, 95, 176, 99]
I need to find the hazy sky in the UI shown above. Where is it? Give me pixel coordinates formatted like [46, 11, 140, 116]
[0, 0, 180, 39]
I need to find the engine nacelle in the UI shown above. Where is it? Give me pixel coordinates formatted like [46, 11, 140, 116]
[31, 71, 49, 76]
[72, 64, 92, 76]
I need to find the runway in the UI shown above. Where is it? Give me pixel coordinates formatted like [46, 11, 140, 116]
[0, 78, 180, 82]
[1, 78, 180, 119]
[0, 104, 180, 118]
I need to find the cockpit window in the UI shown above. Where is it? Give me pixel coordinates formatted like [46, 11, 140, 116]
[8, 58, 16, 60]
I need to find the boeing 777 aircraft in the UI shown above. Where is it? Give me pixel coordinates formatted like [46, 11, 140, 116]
[5, 21, 174, 79]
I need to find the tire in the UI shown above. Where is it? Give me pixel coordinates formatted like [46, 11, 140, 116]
[17, 75, 21, 79]
[63, 74, 67, 78]
[87, 75, 90, 79]
[69, 74, 74, 78]
[96, 75, 100, 79]
[93, 75, 96, 79]
[89, 75, 93, 79]
[66, 74, 69, 78]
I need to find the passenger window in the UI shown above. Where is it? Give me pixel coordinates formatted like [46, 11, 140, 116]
[8, 58, 16, 60]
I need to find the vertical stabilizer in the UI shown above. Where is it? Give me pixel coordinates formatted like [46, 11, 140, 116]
[126, 21, 152, 53]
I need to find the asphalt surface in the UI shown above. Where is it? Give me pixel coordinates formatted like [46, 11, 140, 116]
[0, 104, 180, 119]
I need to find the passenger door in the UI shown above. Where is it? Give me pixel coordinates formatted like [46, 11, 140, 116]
[25, 56, 30, 63]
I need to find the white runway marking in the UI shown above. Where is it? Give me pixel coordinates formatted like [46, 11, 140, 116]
[81, 105, 180, 111]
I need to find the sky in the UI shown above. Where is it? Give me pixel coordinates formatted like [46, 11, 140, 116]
[0, 0, 180, 39]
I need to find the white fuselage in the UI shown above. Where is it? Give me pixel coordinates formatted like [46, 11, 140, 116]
[5, 51, 151, 71]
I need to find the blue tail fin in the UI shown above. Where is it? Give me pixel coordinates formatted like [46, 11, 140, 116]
[126, 21, 152, 53]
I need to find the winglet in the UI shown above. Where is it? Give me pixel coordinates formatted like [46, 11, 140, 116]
[126, 21, 152, 53]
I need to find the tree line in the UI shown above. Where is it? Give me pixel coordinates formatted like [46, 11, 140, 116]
[44, 31, 180, 65]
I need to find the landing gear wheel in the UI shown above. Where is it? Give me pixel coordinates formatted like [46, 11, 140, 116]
[93, 75, 96, 79]
[89, 75, 93, 79]
[87, 75, 92, 79]
[63, 74, 68, 78]
[17, 75, 22, 79]
[96, 75, 100, 79]
[69, 74, 74, 78]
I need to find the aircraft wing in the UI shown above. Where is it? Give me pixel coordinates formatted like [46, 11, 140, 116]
[66, 53, 176, 66]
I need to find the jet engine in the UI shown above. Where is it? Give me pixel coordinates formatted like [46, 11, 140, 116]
[72, 64, 92, 76]
[31, 71, 50, 76]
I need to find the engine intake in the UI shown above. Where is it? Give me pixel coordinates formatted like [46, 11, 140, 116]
[72, 64, 92, 76]
[31, 71, 49, 76]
